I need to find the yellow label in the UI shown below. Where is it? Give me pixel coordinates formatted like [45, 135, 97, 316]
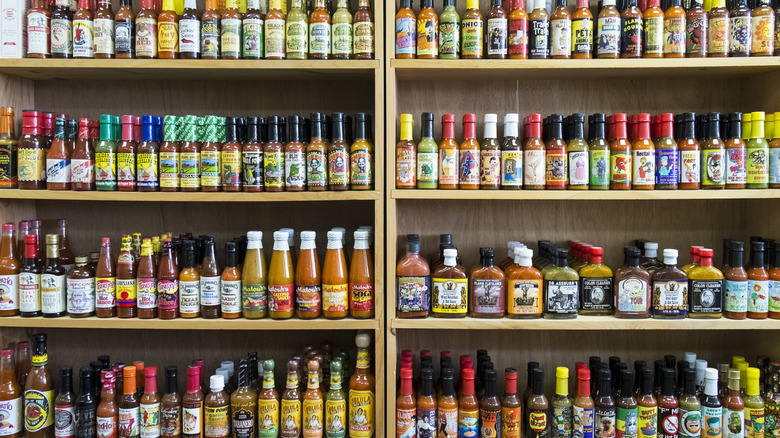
[348, 390, 373, 438]
[258, 399, 279, 438]
[302, 399, 323, 438]
[507, 278, 542, 315]
[205, 405, 230, 438]
[221, 150, 241, 186]
[116, 278, 137, 306]
[18, 148, 45, 182]
[281, 399, 301, 436]
[24, 389, 54, 431]
[137, 153, 158, 184]
[117, 152, 135, 183]
[325, 399, 346, 438]
[323, 284, 348, 313]
[352, 22, 374, 54]
[158, 21, 179, 52]
[95, 151, 116, 180]
[431, 277, 468, 314]
[746, 407, 764, 438]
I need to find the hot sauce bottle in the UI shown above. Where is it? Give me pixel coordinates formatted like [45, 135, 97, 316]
[71, 118, 95, 191]
[41, 234, 67, 318]
[116, 236, 137, 318]
[182, 366, 203, 438]
[700, 113, 725, 188]
[295, 231, 321, 319]
[436, 0, 459, 58]
[528, 0, 550, 58]
[458, 367, 480, 438]
[395, 0, 416, 58]
[96, 370, 117, 438]
[220, 0, 241, 59]
[178, 240, 200, 318]
[306, 113, 327, 191]
[651, 248, 688, 319]
[264, 0, 285, 59]
[579, 247, 613, 316]
[416, 0, 438, 58]
[686, 0, 707, 56]
[643, 0, 664, 56]
[724, 241, 748, 319]
[281, 360, 301, 438]
[216, 241, 238, 319]
[200, 0, 220, 59]
[350, 113, 373, 190]
[0, 224, 19, 317]
[284, 116, 305, 191]
[116, 116, 136, 191]
[286, 0, 308, 59]
[54, 367, 75, 438]
[663, 0, 685, 56]
[707, 0, 729, 55]
[17, 111, 45, 190]
[242, 231, 267, 319]
[480, 114, 501, 189]
[471, 248, 506, 318]
[508, 0, 529, 58]
[569, 0, 593, 57]
[91, 0, 113, 58]
[688, 248, 723, 318]
[620, 0, 641, 57]
[461, 0, 484, 58]
[658, 368, 679, 438]
[431, 248, 467, 318]
[458, 114, 479, 189]
[95, 114, 117, 191]
[349, 229, 373, 319]
[609, 114, 631, 189]
[744, 368, 764, 438]
[136, 115, 159, 192]
[746, 111, 769, 189]
[19, 235, 41, 318]
[597, 0, 621, 57]
[677, 112, 700, 189]
[95, 238, 116, 318]
[548, 0, 571, 58]
[437, 114, 459, 189]
[631, 113, 655, 189]
[572, 368, 594, 438]
[724, 113, 746, 188]
[302, 360, 323, 438]
[114, 0, 134, 58]
[396, 234, 430, 318]
[505, 247, 542, 318]
[487, 0, 509, 59]
[653, 113, 678, 189]
[749, 0, 774, 55]
[258, 360, 279, 438]
[500, 113, 522, 189]
[352, 0, 374, 59]
[416, 112, 438, 189]
[261, 116, 283, 191]
[543, 248, 578, 319]
[177, 0, 199, 58]
[220, 117, 241, 191]
[615, 247, 651, 318]
[136, 238, 157, 319]
[72, 0, 93, 58]
[699, 368, 721, 438]
[204, 373, 228, 438]
[51, 0, 73, 58]
[161, 367, 181, 438]
[396, 367, 415, 438]
[526, 368, 548, 438]
[322, 230, 348, 319]
[723, 369, 744, 438]
[677, 370, 700, 438]
[616, 370, 637, 438]
[729, 0, 751, 56]
[157, 239, 179, 319]
[567, 113, 589, 189]
[587, 113, 608, 189]
[0, 107, 15, 190]
[747, 241, 769, 319]
[268, 231, 294, 320]
[201, 116, 222, 192]
[308, 0, 330, 59]
[118, 366, 140, 438]
[135, 0, 158, 58]
[348, 334, 374, 438]
[524, 115, 545, 190]
[66, 255, 95, 317]
[159, 115, 180, 192]
[139, 367, 160, 438]
[241, 116, 263, 192]
[76, 368, 97, 438]
[552, 367, 573, 438]
[328, 114, 349, 191]
[230, 360, 257, 438]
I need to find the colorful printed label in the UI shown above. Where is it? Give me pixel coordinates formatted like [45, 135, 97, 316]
[66, 277, 94, 314]
[569, 150, 588, 186]
[769, 280, 780, 313]
[701, 405, 721, 438]
[525, 149, 546, 186]
[417, 407, 435, 438]
[179, 280, 200, 314]
[331, 22, 351, 55]
[0, 397, 23, 435]
[25, 389, 54, 432]
[458, 149, 479, 186]
[726, 147, 746, 184]
[137, 278, 156, 310]
[265, 18, 285, 57]
[581, 277, 613, 311]
[686, 14, 707, 55]
[545, 279, 578, 314]
[656, 149, 679, 185]
[286, 20, 307, 55]
[572, 17, 593, 55]
[488, 18, 508, 56]
[350, 282, 373, 311]
[461, 18, 483, 57]
[659, 406, 679, 438]
[530, 18, 550, 57]
[41, 274, 66, 314]
[598, 16, 620, 55]
[0, 274, 18, 312]
[115, 20, 133, 54]
[281, 399, 301, 438]
[744, 408, 763, 438]
[397, 276, 430, 313]
[351, 150, 372, 186]
[220, 279, 241, 314]
[219, 149, 241, 187]
[95, 277, 116, 309]
[617, 278, 649, 313]
[352, 21, 374, 55]
[610, 151, 631, 184]
[680, 150, 701, 184]
[182, 406, 201, 435]
[746, 146, 768, 185]
[258, 399, 279, 438]
[769, 148, 780, 184]
[198, 276, 220, 307]
[242, 150, 263, 188]
[221, 18, 241, 57]
[652, 279, 688, 316]
[438, 148, 459, 186]
[502, 150, 522, 186]
[439, 19, 459, 56]
[724, 409, 742, 438]
[644, 16, 664, 54]
[160, 406, 180, 437]
[201, 19, 220, 57]
[232, 405, 255, 438]
[139, 402, 160, 438]
[18, 148, 45, 182]
[269, 284, 294, 313]
[679, 407, 701, 438]
[179, 18, 200, 54]
[201, 150, 221, 187]
[19, 272, 41, 313]
[702, 149, 725, 185]
[158, 21, 178, 53]
[136, 17, 157, 57]
[295, 284, 322, 313]
[617, 407, 638, 438]
[328, 150, 349, 186]
[72, 19, 94, 57]
[747, 280, 769, 313]
[621, 16, 641, 55]
[458, 409, 479, 438]
[729, 16, 750, 54]
[530, 409, 549, 438]
[306, 151, 326, 186]
[417, 150, 437, 185]
[725, 279, 748, 313]
[633, 149, 656, 186]
[96, 415, 117, 438]
[664, 17, 685, 54]
[51, 18, 73, 55]
[575, 405, 594, 438]
[136, 153, 158, 187]
[159, 151, 179, 188]
[708, 16, 728, 54]
[242, 283, 267, 313]
[508, 17, 528, 57]
[638, 405, 657, 438]
[690, 279, 723, 314]
[55, 404, 74, 437]
[751, 15, 773, 54]
[117, 152, 136, 188]
[482, 408, 501, 438]
[119, 407, 140, 437]
[546, 151, 567, 186]
[302, 398, 323, 438]
[204, 405, 228, 438]
[157, 279, 178, 310]
[325, 398, 345, 438]
[417, 18, 437, 56]
[70, 157, 94, 184]
[590, 149, 609, 186]
[264, 150, 284, 187]
[481, 149, 501, 186]
[438, 407, 458, 438]
[431, 277, 468, 315]
[323, 283, 348, 313]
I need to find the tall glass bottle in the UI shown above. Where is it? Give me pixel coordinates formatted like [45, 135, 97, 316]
[258, 360, 279, 438]
[243, 231, 268, 319]
[24, 334, 54, 438]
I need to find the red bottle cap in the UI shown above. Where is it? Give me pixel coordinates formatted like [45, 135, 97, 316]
[0, 349, 12, 358]
[441, 351, 451, 358]
[462, 368, 475, 380]
[442, 114, 455, 139]
[420, 349, 431, 357]
[590, 246, 604, 263]
[635, 113, 651, 140]
[102, 237, 110, 245]
[580, 244, 592, 262]
[613, 113, 628, 139]
[400, 367, 413, 380]
[463, 114, 476, 139]
[658, 113, 674, 137]
[42, 113, 54, 131]
[576, 362, 587, 371]
[577, 368, 591, 396]
[2, 223, 14, 233]
[527, 114, 542, 138]
[140, 0, 154, 8]
[699, 248, 714, 266]
[402, 350, 413, 360]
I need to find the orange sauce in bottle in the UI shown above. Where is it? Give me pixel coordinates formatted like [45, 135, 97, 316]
[349, 333, 375, 438]
[179, 240, 200, 318]
[609, 113, 631, 190]
[116, 236, 137, 318]
[631, 113, 655, 190]
[678, 112, 701, 189]
[295, 231, 322, 319]
[157, 239, 179, 320]
[137, 239, 157, 319]
[323, 231, 349, 319]
[269, 231, 295, 319]
[459, 114, 480, 190]
[95, 238, 117, 318]
[349, 230, 374, 319]
[220, 242, 241, 319]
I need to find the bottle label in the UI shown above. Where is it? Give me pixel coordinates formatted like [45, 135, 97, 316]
[0, 146, 16, 187]
[458, 149, 479, 186]
[95, 151, 117, 186]
[652, 279, 688, 316]
[769, 280, 780, 313]
[546, 151, 567, 186]
[472, 278, 505, 313]
[633, 149, 655, 186]
[530, 409, 549, 437]
[437, 148, 458, 186]
[242, 150, 263, 188]
[232, 406, 255, 438]
[119, 407, 140, 437]
[571, 17, 592, 55]
[480, 149, 501, 186]
[302, 399, 323, 438]
[507, 278, 542, 315]
[729, 16, 750, 54]
[55, 404, 75, 437]
[116, 278, 136, 307]
[201, 19, 220, 57]
[686, 14, 707, 55]
[438, 407, 458, 438]
[52, 18, 73, 55]
[439, 19, 459, 56]
[488, 18, 508, 56]
[659, 406, 679, 438]
[136, 153, 158, 187]
[350, 283, 373, 311]
[550, 18, 571, 57]
[95, 277, 116, 309]
[621, 16, 641, 55]
[18, 148, 45, 183]
[461, 18, 483, 57]
[724, 409, 743, 438]
[418, 150, 439, 184]
[769, 148, 780, 185]
[597, 16, 621, 55]
[96, 415, 117, 438]
[220, 18, 241, 57]
[117, 152, 136, 187]
[746, 147, 768, 185]
[701, 149, 725, 185]
[708, 16, 728, 54]
[285, 150, 306, 188]
[638, 405, 657, 438]
[725, 279, 748, 313]
[680, 150, 701, 184]
[307, 21, 330, 55]
[198, 276, 219, 306]
[27, 12, 50, 54]
[656, 149, 679, 185]
[352, 21, 374, 55]
[0, 396, 21, 434]
[137, 278, 156, 310]
[458, 409, 479, 438]
[523, 149, 546, 186]
[179, 280, 200, 314]
[158, 21, 178, 53]
[765, 404, 779, 438]
[159, 151, 179, 188]
[575, 405, 594, 438]
[395, 17, 416, 55]
[242, 17, 263, 57]
[544, 279, 578, 314]
[179, 18, 200, 54]
[242, 283, 268, 313]
[589, 149, 609, 186]
[218, 279, 240, 313]
[508, 17, 528, 57]
[19, 272, 41, 313]
[690, 279, 723, 314]
[323, 283, 348, 313]
[610, 151, 631, 184]
[581, 277, 613, 311]
[397, 276, 430, 312]
[76, 403, 95, 437]
[431, 277, 468, 314]
[663, 16, 685, 54]
[25, 389, 54, 432]
[286, 20, 307, 55]
[569, 150, 589, 186]
[269, 284, 294, 313]
[501, 150, 523, 186]
[305, 150, 326, 187]
[139, 403, 160, 438]
[258, 399, 280, 438]
[0, 274, 17, 311]
[328, 150, 349, 186]
[745, 408, 763, 438]
[480, 408, 500, 438]
[397, 147, 416, 187]
[416, 407, 435, 438]
[71, 158, 94, 184]
[204, 405, 228, 438]
[265, 18, 285, 57]
[41, 274, 66, 314]
[643, 16, 663, 54]
[136, 17, 157, 57]
[295, 284, 321, 313]
[72, 19, 94, 57]
[112, 20, 132, 55]
[679, 407, 701, 438]
[351, 149, 372, 186]
[751, 15, 773, 54]
[160, 406, 180, 436]
[617, 277, 649, 313]
[157, 279, 178, 310]
[182, 406, 201, 435]
[263, 150, 284, 187]
[530, 18, 550, 57]
[281, 399, 301, 438]
[747, 279, 769, 313]
[726, 147, 746, 184]
[617, 406, 638, 438]
[46, 158, 72, 184]
[200, 150, 220, 187]
[221, 149, 241, 187]
[66, 277, 94, 314]
[332, 22, 352, 55]
[701, 405, 721, 438]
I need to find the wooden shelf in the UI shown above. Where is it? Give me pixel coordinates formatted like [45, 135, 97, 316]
[391, 188, 780, 200]
[0, 59, 380, 81]
[0, 189, 380, 202]
[0, 315, 380, 330]
[391, 57, 780, 80]
[391, 316, 780, 330]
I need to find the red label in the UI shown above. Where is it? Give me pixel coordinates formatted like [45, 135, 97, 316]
[508, 17, 528, 56]
[269, 284, 293, 312]
[545, 151, 567, 185]
[350, 283, 374, 311]
[157, 279, 178, 310]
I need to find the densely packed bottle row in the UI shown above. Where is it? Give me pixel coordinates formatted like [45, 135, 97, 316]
[396, 348, 777, 438]
[395, 111, 778, 190]
[0, 219, 376, 320]
[14, 0, 375, 59]
[0, 109, 375, 192]
[395, 0, 777, 59]
[6, 332, 376, 438]
[395, 233, 779, 319]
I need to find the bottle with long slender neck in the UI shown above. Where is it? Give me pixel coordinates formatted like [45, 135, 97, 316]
[96, 370, 117, 438]
[0, 349, 21, 437]
[19, 234, 41, 318]
[231, 360, 257, 438]
[55, 367, 75, 438]
[744, 368, 764, 438]
[594, 368, 615, 438]
[258, 360, 279, 438]
[349, 333, 374, 438]
[24, 334, 54, 438]
[139, 367, 159, 438]
[182, 365, 203, 438]
[396, 366, 415, 438]
[637, 367, 656, 438]
[42, 234, 67, 318]
[76, 368, 96, 438]
[302, 359, 323, 438]
[118, 366, 140, 438]
[281, 360, 301, 438]
[161, 367, 180, 438]
[114, 0, 134, 57]
[552, 367, 573, 438]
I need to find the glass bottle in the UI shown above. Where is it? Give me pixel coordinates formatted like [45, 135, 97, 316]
[544, 248, 578, 319]
[118, 366, 140, 438]
[114, 0, 134, 58]
[135, 0, 158, 58]
[526, 368, 549, 438]
[685, 0, 707, 56]
[72, 0, 92, 58]
[351, 0, 374, 58]
[200, 0, 220, 59]
[76, 368, 97, 438]
[417, 112, 438, 189]
[471, 247, 506, 318]
[707, 0, 729, 55]
[51, 0, 74, 57]
[178, 0, 199, 58]
[182, 365, 204, 438]
[631, 113, 656, 189]
[280, 360, 301, 438]
[242, 231, 268, 319]
[269, 231, 294, 319]
[615, 247, 651, 318]
[688, 248, 724, 318]
[331, 0, 352, 58]
[747, 241, 769, 319]
[200, 238, 220, 319]
[431, 248, 467, 318]
[258, 360, 279, 438]
[264, 0, 285, 59]
[157, 238, 179, 320]
[54, 367, 75, 438]
[651, 248, 688, 319]
[96, 370, 118, 438]
[396, 234, 431, 318]
[203, 373, 228, 438]
[744, 368, 765, 438]
[729, 0, 751, 56]
[746, 111, 769, 189]
[161, 366, 181, 438]
[487, 0, 509, 59]
[220, 0, 242, 59]
[286, 0, 308, 58]
[41, 235, 67, 318]
[231, 360, 257, 438]
[139, 367, 160, 438]
[220, 242, 240, 319]
[349, 230, 374, 319]
[480, 114, 500, 190]
[567, 113, 589, 189]
[654, 113, 679, 189]
[579, 246, 613, 315]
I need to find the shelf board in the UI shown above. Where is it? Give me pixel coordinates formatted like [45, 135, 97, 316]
[0, 59, 380, 81]
[391, 188, 780, 201]
[0, 315, 380, 330]
[391, 57, 780, 80]
[391, 316, 778, 330]
[0, 189, 380, 202]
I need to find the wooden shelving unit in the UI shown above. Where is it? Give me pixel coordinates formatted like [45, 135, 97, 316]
[0, 316, 380, 330]
[0, 189, 381, 202]
[390, 316, 779, 330]
[391, 188, 780, 200]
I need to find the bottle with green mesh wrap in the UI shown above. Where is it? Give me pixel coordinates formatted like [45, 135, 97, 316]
[160, 115, 180, 192]
[95, 114, 117, 191]
[201, 115, 222, 192]
[180, 115, 201, 192]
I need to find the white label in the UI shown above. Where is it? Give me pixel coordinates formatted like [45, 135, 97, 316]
[27, 12, 50, 55]
[19, 272, 41, 313]
[55, 405, 75, 437]
[72, 19, 94, 57]
[119, 407, 140, 437]
[179, 280, 200, 314]
[524, 149, 546, 186]
[93, 18, 114, 55]
[96, 415, 116, 438]
[71, 159, 94, 183]
[725, 279, 748, 313]
[725, 147, 746, 184]
[46, 158, 71, 183]
[747, 280, 769, 313]
[723, 409, 743, 438]
[265, 18, 286, 57]
[50, 18, 72, 54]
[66, 277, 95, 314]
[285, 20, 307, 54]
[0, 397, 22, 434]
[550, 18, 571, 56]
[284, 151, 306, 188]
[331, 22, 352, 55]
[568, 151, 588, 185]
[140, 402, 160, 438]
[95, 278, 115, 309]
[633, 149, 656, 186]
[597, 16, 621, 55]
[182, 406, 201, 434]
[179, 18, 200, 53]
[221, 280, 241, 313]
[487, 18, 508, 56]
[137, 278, 157, 309]
[200, 276, 220, 306]
[41, 274, 66, 314]
[679, 150, 701, 184]
[617, 277, 649, 313]
[0, 274, 18, 311]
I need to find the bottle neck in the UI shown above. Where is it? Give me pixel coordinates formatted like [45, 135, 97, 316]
[400, 374, 413, 396]
[187, 372, 200, 393]
[463, 121, 476, 140]
[578, 377, 590, 397]
[124, 374, 136, 395]
[556, 376, 568, 396]
[505, 377, 517, 395]
[462, 376, 475, 396]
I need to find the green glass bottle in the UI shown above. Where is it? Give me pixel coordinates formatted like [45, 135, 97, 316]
[326, 359, 347, 438]
[286, 0, 309, 59]
[745, 367, 765, 438]
[746, 111, 769, 189]
[552, 366, 573, 438]
[438, 0, 461, 58]
[95, 114, 117, 191]
[331, 0, 352, 59]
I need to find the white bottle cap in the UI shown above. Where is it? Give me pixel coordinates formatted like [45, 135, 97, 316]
[327, 231, 343, 249]
[247, 231, 263, 249]
[484, 114, 498, 139]
[210, 374, 225, 391]
[662, 248, 678, 265]
[504, 114, 519, 138]
[443, 248, 458, 266]
[300, 231, 316, 250]
[515, 247, 533, 266]
[644, 242, 658, 258]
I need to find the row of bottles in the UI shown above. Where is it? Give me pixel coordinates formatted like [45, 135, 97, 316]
[3, 332, 375, 438]
[395, 233, 780, 319]
[395, 111, 779, 190]
[25, 0, 375, 59]
[1, 109, 375, 192]
[396, 348, 777, 438]
[0, 220, 376, 320]
[395, 0, 778, 59]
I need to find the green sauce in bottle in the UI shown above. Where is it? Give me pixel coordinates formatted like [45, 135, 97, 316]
[746, 111, 769, 189]
[744, 368, 765, 438]
[417, 112, 438, 189]
[552, 367, 573, 438]
[438, 0, 461, 58]
[95, 114, 117, 191]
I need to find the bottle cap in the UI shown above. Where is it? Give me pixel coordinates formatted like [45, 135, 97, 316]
[443, 248, 457, 258]
[0, 349, 12, 358]
[210, 374, 225, 391]
[463, 114, 476, 123]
